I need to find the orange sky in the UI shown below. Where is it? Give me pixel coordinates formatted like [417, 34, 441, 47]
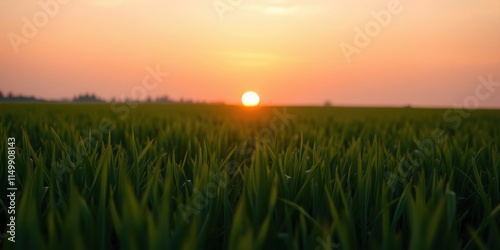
[1, 0, 500, 107]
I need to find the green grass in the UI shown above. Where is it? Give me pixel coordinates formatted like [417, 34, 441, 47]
[0, 103, 499, 249]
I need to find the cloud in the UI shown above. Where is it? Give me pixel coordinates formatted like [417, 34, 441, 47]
[268, 0, 288, 4]
[85, 0, 155, 7]
[242, 0, 319, 16]
[262, 6, 298, 16]
[214, 51, 289, 68]
[86, 0, 125, 7]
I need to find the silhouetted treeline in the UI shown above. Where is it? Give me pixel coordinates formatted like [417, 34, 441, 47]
[0, 91, 42, 102]
[0, 91, 218, 104]
[72, 93, 106, 103]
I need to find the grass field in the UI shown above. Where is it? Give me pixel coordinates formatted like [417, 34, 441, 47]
[1, 104, 499, 249]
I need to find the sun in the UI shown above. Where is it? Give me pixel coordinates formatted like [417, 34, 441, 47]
[241, 91, 260, 107]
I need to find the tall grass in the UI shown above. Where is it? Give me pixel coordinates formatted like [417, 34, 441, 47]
[0, 104, 499, 249]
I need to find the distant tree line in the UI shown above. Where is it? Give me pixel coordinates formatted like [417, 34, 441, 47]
[0, 91, 217, 104]
[0, 91, 41, 102]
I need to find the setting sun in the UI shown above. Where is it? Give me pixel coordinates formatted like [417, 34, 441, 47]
[241, 91, 260, 107]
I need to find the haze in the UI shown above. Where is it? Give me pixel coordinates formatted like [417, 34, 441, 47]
[1, 0, 499, 107]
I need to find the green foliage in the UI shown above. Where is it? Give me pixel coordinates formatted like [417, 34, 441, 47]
[0, 104, 499, 249]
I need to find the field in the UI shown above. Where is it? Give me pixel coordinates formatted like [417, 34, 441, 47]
[1, 104, 499, 249]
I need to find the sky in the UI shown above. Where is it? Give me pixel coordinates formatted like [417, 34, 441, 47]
[1, 0, 500, 107]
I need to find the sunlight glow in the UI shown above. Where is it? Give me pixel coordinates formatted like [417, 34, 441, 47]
[241, 91, 260, 107]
